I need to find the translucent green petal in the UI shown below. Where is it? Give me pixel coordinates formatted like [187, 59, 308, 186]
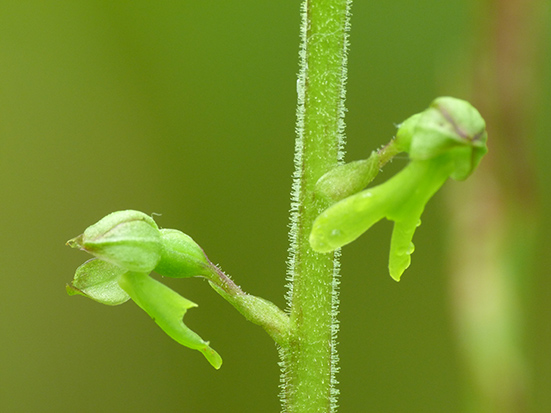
[66, 258, 130, 305]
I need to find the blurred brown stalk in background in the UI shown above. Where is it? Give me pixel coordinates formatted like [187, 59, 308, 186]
[446, 0, 547, 411]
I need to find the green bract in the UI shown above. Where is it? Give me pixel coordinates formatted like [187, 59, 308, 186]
[67, 210, 162, 273]
[309, 97, 488, 281]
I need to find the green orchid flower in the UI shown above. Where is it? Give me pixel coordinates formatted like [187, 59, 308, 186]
[67, 211, 222, 368]
[309, 97, 488, 281]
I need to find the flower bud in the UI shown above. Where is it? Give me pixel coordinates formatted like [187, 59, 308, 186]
[68, 210, 162, 273]
[154, 229, 212, 278]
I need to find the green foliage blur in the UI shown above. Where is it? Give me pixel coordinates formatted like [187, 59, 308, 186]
[1, 1, 550, 412]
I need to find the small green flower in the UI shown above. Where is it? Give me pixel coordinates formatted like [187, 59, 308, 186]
[67, 210, 162, 273]
[309, 97, 488, 281]
[66, 211, 223, 368]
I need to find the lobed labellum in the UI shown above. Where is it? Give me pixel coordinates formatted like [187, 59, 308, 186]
[310, 158, 452, 281]
[118, 272, 223, 369]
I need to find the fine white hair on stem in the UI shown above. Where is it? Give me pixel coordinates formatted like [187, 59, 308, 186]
[282, 0, 352, 411]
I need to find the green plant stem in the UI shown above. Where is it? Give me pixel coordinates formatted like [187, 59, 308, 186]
[206, 272, 290, 347]
[282, 1, 351, 412]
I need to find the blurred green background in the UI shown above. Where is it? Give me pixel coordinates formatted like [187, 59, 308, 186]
[1, 1, 550, 412]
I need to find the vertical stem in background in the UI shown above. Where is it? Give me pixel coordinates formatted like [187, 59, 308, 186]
[282, 0, 351, 412]
[447, 0, 545, 411]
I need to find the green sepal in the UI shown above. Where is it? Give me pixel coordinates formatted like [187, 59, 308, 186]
[407, 97, 488, 180]
[66, 258, 130, 305]
[118, 272, 222, 369]
[154, 229, 213, 278]
[68, 210, 162, 273]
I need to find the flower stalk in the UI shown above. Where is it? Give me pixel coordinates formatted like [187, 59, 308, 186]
[281, 0, 352, 411]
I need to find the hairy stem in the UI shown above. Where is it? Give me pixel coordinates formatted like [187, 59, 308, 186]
[206, 267, 290, 347]
[281, 0, 351, 412]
